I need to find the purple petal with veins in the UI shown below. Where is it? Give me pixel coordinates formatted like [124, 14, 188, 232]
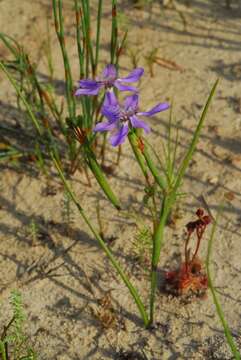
[130, 115, 150, 133]
[109, 123, 129, 147]
[114, 81, 138, 92]
[118, 67, 144, 82]
[94, 121, 116, 132]
[75, 80, 102, 96]
[124, 94, 139, 112]
[103, 91, 119, 107]
[138, 102, 170, 117]
[101, 92, 121, 122]
[102, 64, 117, 80]
[101, 105, 121, 123]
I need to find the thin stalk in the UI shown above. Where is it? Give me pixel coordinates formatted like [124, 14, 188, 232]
[0, 60, 63, 167]
[0, 341, 7, 360]
[149, 80, 219, 325]
[171, 125, 179, 181]
[128, 132, 149, 182]
[80, 0, 95, 76]
[100, 132, 107, 165]
[111, 0, 118, 64]
[95, 0, 103, 75]
[74, 0, 92, 130]
[173, 79, 219, 194]
[149, 195, 169, 324]
[0, 60, 42, 135]
[52, 0, 77, 162]
[78, 0, 94, 127]
[84, 147, 121, 210]
[144, 137, 166, 179]
[142, 140, 167, 191]
[0, 32, 19, 58]
[86, 0, 95, 75]
[52, 154, 149, 327]
[116, 30, 128, 66]
[166, 105, 174, 185]
[52, 0, 76, 120]
[74, 0, 84, 78]
[206, 207, 241, 360]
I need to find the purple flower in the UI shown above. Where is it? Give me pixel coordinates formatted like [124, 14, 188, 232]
[74, 64, 144, 96]
[94, 92, 169, 147]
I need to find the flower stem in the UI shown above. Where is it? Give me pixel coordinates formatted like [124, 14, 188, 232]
[52, 0, 77, 161]
[206, 206, 241, 360]
[52, 154, 149, 327]
[84, 146, 121, 210]
[111, 0, 118, 64]
[149, 196, 170, 324]
[95, 0, 103, 75]
[128, 132, 149, 182]
[149, 80, 219, 325]
[142, 140, 167, 191]
[52, 0, 76, 120]
[0, 61, 42, 135]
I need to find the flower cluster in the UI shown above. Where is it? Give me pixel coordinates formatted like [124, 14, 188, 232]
[75, 64, 169, 146]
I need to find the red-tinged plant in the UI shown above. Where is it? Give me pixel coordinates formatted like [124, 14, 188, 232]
[165, 208, 212, 299]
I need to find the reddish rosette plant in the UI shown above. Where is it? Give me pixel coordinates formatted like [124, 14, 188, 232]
[165, 208, 212, 299]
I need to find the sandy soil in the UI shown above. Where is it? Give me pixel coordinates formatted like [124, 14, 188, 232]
[0, 0, 241, 359]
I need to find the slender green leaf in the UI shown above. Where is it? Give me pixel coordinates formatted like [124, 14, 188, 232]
[206, 206, 241, 360]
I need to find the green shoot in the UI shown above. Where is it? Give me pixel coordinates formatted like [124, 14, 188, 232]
[206, 207, 241, 360]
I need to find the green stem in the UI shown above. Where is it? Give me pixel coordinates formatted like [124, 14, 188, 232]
[128, 132, 149, 182]
[0, 60, 42, 135]
[85, 147, 121, 210]
[173, 79, 219, 194]
[0, 341, 7, 360]
[95, 0, 103, 75]
[206, 207, 241, 360]
[52, 154, 149, 327]
[111, 0, 118, 64]
[80, 0, 95, 77]
[115, 30, 128, 67]
[142, 140, 167, 191]
[149, 196, 170, 324]
[52, 0, 76, 120]
[74, 0, 84, 78]
[149, 80, 219, 325]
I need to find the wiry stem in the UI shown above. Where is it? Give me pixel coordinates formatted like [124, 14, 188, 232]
[52, 154, 149, 327]
[149, 80, 218, 325]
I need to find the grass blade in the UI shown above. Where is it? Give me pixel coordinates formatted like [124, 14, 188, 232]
[173, 79, 219, 193]
[206, 206, 241, 360]
[95, 0, 103, 75]
[111, 0, 118, 64]
[0, 60, 42, 135]
[85, 147, 121, 210]
[52, 154, 149, 326]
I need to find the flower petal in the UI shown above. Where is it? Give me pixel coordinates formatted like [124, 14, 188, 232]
[75, 80, 102, 96]
[138, 102, 169, 117]
[109, 123, 129, 147]
[118, 67, 144, 82]
[130, 115, 150, 133]
[102, 64, 117, 80]
[103, 90, 119, 107]
[102, 106, 120, 123]
[94, 121, 116, 132]
[114, 81, 138, 92]
[101, 92, 121, 123]
[124, 94, 139, 112]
